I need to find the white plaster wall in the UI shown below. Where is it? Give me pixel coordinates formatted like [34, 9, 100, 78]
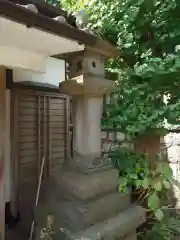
[0, 17, 84, 72]
[0, 17, 84, 55]
[13, 57, 65, 87]
[0, 46, 47, 72]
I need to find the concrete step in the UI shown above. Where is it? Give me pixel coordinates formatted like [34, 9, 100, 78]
[35, 227, 68, 240]
[35, 191, 131, 231]
[58, 192, 131, 231]
[123, 232, 137, 240]
[65, 205, 146, 240]
[34, 205, 145, 240]
[35, 228, 137, 240]
[58, 169, 119, 201]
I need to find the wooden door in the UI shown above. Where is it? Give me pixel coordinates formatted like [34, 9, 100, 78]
[11, 90, 70, 233]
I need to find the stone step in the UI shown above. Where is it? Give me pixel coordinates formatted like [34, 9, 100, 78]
[35, 192, 131, 231]
[35, 227, 68, 240]
[123, 232, 137, 240]
[35, 228, 137, 240]
[58, 169, 119, 201]
[58, 192, 131, 231]
[65, 205, 146, 240]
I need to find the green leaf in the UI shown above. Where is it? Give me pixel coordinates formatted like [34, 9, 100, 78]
[142, 178, 149, 189]
[162, 164, 173, 179]
[118, 177, 128, 192]
[119, 177, 128, 186]
[118, 185, 124, 192]
[153, 181, 162, 192]
[148, 193, 160, 210]
[129, 173, 138, 179]
[136, 179, 143, 188]
[163, 180, 171, 189]
[150, 58, 162, 63]
[154, 209, 164, 221]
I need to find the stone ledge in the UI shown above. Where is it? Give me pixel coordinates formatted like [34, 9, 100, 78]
[59, 192, 131, 231]
[66, 205, 146, 240]
[59, 74, 115, 97]
[66, 155, 112, 174]
[58, 169, 119, 201]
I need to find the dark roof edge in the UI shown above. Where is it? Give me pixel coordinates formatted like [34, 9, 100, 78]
[88, 40, 119, 58]
[9, 0, 77, 27]
[0, 0, 117, 57]
[10, 0, 67, 17]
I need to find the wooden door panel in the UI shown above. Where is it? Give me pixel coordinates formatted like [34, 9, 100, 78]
[11, 90, 70, 232]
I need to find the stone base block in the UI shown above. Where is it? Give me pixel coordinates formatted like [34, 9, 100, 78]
[65, 205, 145, 240]
[122, 232, 137, 240]
[59, 192, 131, 231]
[58, 169, 119, 201]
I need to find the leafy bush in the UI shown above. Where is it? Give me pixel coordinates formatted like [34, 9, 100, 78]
[110, 148, 173, 219]
[109, 147, 180, 239]
[60, 0, 180, 238]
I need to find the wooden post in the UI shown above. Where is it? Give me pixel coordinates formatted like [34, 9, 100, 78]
[0, 68, 6, 240]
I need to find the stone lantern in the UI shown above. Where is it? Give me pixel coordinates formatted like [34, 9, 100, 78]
[58, 48, 145, 240]
[60, 49, 114, 172]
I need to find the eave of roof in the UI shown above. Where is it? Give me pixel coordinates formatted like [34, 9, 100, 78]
[0, 0, 118, 57]
[9, 0, 76, 25]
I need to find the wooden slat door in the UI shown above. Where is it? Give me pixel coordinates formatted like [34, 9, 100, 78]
[48, 97, 67, 176]
[11, 90, 69, 233]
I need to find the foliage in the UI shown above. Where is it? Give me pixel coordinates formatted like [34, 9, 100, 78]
[58, 0, 89, 13]
[60, 0, 180, 137]
[61, 0, 180, 238]
[87, 0, 180, 137]
[110, 148, 173, 219]
[109, 146, 180, 239]
[144, 214, 180, 240]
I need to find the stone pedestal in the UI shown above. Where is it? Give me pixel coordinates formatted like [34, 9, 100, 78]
[35, 172, 145, 240]
[69, 95, 112, 173]
[35, 50, 146, 239]
[58, 170, 131, 231]
[75, 96, 103, 156]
